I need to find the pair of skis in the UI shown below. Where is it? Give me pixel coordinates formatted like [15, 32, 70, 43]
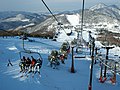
[20, 71, 41, 78]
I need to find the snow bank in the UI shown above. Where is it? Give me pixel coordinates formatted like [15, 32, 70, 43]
[7, 46, 18, 51]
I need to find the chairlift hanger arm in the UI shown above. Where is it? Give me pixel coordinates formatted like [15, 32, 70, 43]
[22, 39, 26, 51]
[19, 50, 43, 60]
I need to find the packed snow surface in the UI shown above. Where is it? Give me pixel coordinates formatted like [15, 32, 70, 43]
[0, 36, 120, 90]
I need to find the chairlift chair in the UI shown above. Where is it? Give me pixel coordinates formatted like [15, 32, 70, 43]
[19, 34, 28, 40]
[52, 38, 57, 41]
[19, 50, 43, 74]
[74, 46, 87, 58]
[76, 45, 83, 54]
[52, 34, 57, 41]
[48, 50, 60, 68]
[28, 39, 35, 42]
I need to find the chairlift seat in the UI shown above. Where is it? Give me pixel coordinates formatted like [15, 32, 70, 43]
[74, 55, 86, 58]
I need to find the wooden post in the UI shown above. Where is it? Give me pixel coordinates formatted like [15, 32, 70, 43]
[101, 46, 114, 82]
[89, 31, 92, 55]
[88, 38, 95, 90]
[71, 46, 75, 73]
[103, 48, 109, 78]
[94, 47, 98, 64]
[111, 62, 117, 84]
[90, 44, 91, 55]
[99, 59, 104, 83]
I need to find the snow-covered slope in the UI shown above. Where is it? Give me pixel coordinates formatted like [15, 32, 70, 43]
[0, 35, 120, 90]
[66, 14, 80, 26]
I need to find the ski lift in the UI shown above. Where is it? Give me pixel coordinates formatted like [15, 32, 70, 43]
[48, 50, 60, 69]
[41, 0, 72, 37]
[66, 30, 72, 36]
[19, 31, 42, 60]
[18, 29, 43, 75]
[76, 45, 83, 54]
[28, 38, 35, 42]
[52, 38, 57, 41]
[52, 33, 58, 41]
[19, 50, 42, 61]
[19, 50, 43, 76]
[58, 22, 63, 25]
[74, 46, 87, 58]
[19, 34, 28, 40]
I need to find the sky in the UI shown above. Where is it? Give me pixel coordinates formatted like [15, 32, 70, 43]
[0, 0, 120, 12]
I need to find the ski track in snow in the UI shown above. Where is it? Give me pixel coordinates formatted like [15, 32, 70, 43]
[1, 35, 120, 90]
[0, 38, 62, 90]
[4, 58, 42, 82]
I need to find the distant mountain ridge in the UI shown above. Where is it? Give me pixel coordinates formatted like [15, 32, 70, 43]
[0, 3, 120, 37]
[89, 3, 120, 20]
[89, 3, 107, 11]
[0, 11, 48, 30]
[29, 3, 120, 35]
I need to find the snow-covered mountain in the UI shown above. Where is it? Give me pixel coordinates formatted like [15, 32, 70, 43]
[0, 11, 48, 30]
[28, 14, 70, 37]
[27, 3, 120, 37]
[0, 3, 120, 38]
[4, 14, 29, 22]
[89, 3, 120, 20]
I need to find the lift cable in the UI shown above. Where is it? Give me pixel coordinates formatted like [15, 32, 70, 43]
[41, 0, 73, 40]
[80, 0, 85, 39]
[41, 0, 58, 23]
[77, 0, 85, 44]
